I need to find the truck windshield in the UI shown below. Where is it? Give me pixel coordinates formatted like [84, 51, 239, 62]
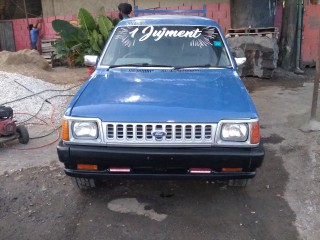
[100, 25, 232, 68]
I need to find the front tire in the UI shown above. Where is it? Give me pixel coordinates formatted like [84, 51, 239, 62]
[16, 125, 29, 144]
[71, 177, 96, 190]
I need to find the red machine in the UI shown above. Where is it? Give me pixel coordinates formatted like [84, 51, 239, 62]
[0, 106, 29, 144]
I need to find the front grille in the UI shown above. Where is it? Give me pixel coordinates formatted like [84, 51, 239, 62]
[103, 123, 217, 146]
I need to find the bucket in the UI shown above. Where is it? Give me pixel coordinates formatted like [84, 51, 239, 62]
[87, 66, 95, 77]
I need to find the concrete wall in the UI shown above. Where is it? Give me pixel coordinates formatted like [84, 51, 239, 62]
[133, 0, 228, 9]
[12, 2, 231, 51]
[41, 0, 228, 17]
[41, 0, 126, 17]
[230, 0, 276, 28]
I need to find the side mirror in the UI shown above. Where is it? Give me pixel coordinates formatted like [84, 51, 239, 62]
[235, 57, 246, 66]
[84, 55, 98, 67]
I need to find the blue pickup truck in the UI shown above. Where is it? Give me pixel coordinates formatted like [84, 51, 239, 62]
[57, 15, 264, 189]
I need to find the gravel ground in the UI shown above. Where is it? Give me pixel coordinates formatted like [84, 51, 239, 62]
[0, 71, 81, 131]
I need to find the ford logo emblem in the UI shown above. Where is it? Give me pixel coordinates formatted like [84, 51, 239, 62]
[152, 130, 167, 139]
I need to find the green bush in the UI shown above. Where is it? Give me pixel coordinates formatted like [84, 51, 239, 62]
[52, 7, 119, 67]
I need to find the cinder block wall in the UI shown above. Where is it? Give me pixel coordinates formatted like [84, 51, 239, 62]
[40, 0, 229, 17]
[12, 2, 231, 51]
[133, 0, 229, 9]
[41, 0, 126, 17]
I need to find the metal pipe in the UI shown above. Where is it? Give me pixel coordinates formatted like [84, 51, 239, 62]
[295, 0, 304, 74]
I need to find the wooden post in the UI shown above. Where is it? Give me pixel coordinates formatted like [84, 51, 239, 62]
[310, 30, 320, 120]
[23, 0, 32, 49]
[279, 0, 298, 70]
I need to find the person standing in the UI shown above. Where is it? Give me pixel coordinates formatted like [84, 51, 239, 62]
[28, 19, 41, 50]
[118, 3, 132, 20]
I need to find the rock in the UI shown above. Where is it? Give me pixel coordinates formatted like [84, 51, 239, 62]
[227, 36, 279, 79]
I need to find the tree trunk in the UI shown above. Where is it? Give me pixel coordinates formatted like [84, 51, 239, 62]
[278, 0, 297, 71]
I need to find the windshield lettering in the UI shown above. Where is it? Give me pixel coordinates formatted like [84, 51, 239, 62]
[136, 26, 202, 42]
[102, 25, 232, 68]
[129, 28, 139, 38]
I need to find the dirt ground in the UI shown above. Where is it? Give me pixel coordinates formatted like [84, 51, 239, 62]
[0, 67, 319, 240]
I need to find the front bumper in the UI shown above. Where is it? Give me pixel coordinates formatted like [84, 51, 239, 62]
[57, 141, 264, 180]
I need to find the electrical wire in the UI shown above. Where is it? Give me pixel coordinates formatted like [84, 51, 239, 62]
[0, 78, 82, 150]
[30, 126, 62, 140]
[14, 80, 49, 103]
[6, 103, 59, 150]
[3, 93, 75, 150]
[17, 94, 74, 139]
[15, 94, 74, 125]
[0, 83, 81, 106]
[1, 63, 84, 150]
[15, 93, 74, 135]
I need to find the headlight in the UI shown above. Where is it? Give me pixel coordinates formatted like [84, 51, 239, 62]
[221, 123, 248, 142]
[72, 122, 98, 139]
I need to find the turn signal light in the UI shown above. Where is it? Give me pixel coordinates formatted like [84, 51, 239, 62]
[77, 164, 98, 170]
[250, 121, 260, 144]
[62, 119, 69, 141]
[222, 168, 243, 172]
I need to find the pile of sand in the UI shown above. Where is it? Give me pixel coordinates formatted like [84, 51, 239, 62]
[0, 49, 51, 71]
[0, 49, 87, 85]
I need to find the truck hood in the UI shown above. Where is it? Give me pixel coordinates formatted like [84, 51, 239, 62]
[69, 68, 258, 122]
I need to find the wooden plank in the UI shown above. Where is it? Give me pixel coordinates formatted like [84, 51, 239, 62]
[227, 31, 278, 35]
[227, 27, 278, 34]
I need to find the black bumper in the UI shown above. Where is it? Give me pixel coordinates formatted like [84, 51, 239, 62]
[57, 141, 264, 180]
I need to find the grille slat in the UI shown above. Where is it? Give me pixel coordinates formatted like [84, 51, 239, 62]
[136, 125, 143, 140]
[105, 123, 216, 146]
[185, 125, 192, 140]
[146, 125, 153, 140]
[165, 125, 172, 140]
[107, 124, 114, 139]
[195, 125, 202, 140]
[205, 125, 212, 140]
[116, 124, 124, 139]
[127, 124, 134, 140]
[175, 125, 182, 140]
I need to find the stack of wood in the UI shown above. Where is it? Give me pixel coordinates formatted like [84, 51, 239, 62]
[41, 39, 58, 67]
[226, 27, 279, 79]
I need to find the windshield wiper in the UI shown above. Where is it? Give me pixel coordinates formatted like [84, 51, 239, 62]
[108, 63, 233, 70]
[108, 63, 174, 69]
[108, 63, 145, 69]
[173, 64, 233, 70]
[173, 64, 213, 70]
